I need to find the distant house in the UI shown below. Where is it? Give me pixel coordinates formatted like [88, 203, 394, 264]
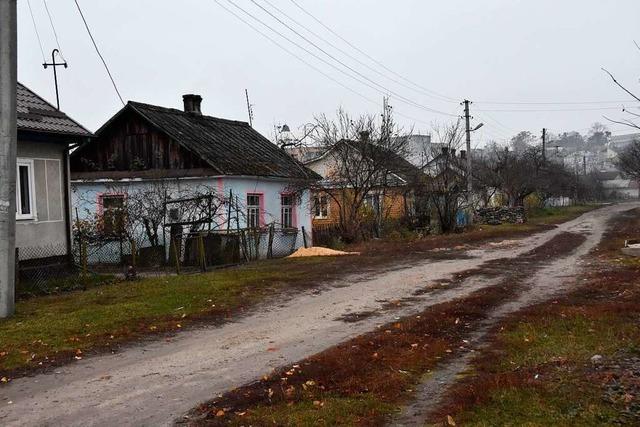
[599, 170, 639, 199]
[16, 82, 92, 262]
[70, 94, 319, 260]
[303, 139, 421, 229]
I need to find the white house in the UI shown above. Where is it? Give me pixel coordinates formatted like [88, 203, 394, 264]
[70, 94, 319, 263]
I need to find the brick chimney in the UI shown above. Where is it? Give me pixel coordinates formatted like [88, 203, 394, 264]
[183, 94, 203, 115]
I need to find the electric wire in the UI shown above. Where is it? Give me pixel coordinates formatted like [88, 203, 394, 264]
[477, 106, 626, 113]
[475, 99, 635, 106]
[239, 0, 457, 117]
[74, 0, 125, 105]
[213, 0, 437, 127]
[42, 0, 66, 62]
[287, 0, 459, 103]
[258, 0, 457, 105]
[26, 0, 47, 63]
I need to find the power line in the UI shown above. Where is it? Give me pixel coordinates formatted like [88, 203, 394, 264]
[287, 0, 459, 103]
[26, 0, 46, 62]
[42, 0, 66, 62]
[240, 0, 457, 117]
[213, 0, 436, 127]
[258, 0, 457, 105]
[73, 0, 125, 105]
[477, 106, 626, 113]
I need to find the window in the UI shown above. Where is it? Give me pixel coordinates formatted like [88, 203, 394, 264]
[313, 195, 329, 219]
[16, 159, 36, 220]
[100, 194, 125, 236]
[247, 194, 261, 229]
[281, 194, 294, 228]
[364, 193, 382, 216]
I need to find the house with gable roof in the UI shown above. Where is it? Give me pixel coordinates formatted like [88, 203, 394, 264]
[70, 94, 320, 260]
[15, 82, 92, 262]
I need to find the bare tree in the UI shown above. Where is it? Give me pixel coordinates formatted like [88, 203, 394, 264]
[602, 54, 640, 130]
[509, 130, 537, 154]
[310, 102, 412, 241]
[418, 120, 466, 233]
[616, 140, 640, 181]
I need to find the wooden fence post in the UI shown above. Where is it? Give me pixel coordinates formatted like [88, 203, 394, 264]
[199, 235, 207, 272]
[130, 239, 137, 271]
[81, 239, 88, 278]
[172, 236, 181, 275]
[301, 226, 308, 249]
[267, 224, 274, 259]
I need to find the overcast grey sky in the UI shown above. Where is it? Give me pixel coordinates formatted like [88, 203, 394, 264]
[17, 0, 640, 145]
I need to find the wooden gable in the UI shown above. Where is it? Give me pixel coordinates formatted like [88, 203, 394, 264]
[70, 108, 212, 177]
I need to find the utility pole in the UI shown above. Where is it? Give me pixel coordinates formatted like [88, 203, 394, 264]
[43, 49, 68, 110]
[245, 89, 254, 127]
[542, 128, 547, 162]
[463, 99, 473, 200]
[0, 0, 17, 318]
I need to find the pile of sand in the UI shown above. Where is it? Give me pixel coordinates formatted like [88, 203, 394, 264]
[287, 246, 360, 258]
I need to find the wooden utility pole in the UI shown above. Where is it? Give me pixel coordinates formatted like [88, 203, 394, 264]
[0, 0, 17, 318]
[542, 128, 547, 161]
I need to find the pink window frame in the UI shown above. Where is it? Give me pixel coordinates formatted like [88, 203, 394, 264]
[280, 192, 297, 228]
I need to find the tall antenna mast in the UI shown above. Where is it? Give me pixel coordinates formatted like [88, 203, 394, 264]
[245, 89, 254, 127]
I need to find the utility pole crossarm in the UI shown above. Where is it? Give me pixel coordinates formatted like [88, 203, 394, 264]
[43, 49, 68, 110]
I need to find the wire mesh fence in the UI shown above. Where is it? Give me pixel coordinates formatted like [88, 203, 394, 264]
[15, 225, 309, 298]
[16, 243, 114, 298]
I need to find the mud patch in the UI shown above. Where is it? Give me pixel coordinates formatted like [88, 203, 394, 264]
[335, 310, 379, 323]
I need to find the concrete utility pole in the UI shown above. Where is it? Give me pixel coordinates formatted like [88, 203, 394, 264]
[542, 128, 547, 161]
[0, 0, 17, 318]
[463, 99, 473, 196]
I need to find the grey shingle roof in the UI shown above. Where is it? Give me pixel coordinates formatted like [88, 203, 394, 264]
[17, 82, 92, 137]
[120, 101, 319, 180]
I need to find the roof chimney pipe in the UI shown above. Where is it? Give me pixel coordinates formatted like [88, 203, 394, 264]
[183, 94, 203, 115]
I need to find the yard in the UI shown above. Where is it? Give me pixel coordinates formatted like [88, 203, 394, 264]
[0, 204, 598, 380]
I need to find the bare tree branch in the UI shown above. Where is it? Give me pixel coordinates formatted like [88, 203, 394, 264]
[603, 115, 640, 130]
[601, 68, 640, 102]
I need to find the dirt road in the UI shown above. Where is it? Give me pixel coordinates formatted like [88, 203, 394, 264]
[0, 203, 634, 426]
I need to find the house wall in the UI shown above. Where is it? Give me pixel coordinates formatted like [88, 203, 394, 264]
[311, 188, 408, 228]
[16, 140, 69, 258]
[71, 176, 312, 259]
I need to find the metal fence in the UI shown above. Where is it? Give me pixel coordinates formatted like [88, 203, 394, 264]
[15, 243, 114, 298]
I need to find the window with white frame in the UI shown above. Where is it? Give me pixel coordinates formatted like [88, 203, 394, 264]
[247, 194, 261, 229]
[16, 159, 36, 220]
[313, 195, 329, 219]
[281, 194, 294, 228]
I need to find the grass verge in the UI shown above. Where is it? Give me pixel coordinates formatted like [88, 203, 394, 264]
[430, 207, 640, 426]
[0, 257, 331, 378]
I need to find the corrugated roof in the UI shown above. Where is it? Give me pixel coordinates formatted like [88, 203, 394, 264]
[17, 82, 92, 137]
[121, 102, 319, 180]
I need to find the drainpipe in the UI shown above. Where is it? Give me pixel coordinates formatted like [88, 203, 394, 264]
[63, 142, 81, 267]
